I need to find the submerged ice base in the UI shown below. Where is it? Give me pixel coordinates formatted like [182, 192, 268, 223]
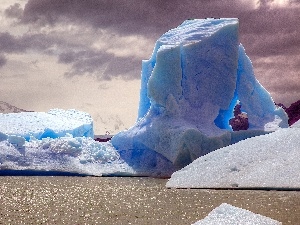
[112, 18, 288, 171]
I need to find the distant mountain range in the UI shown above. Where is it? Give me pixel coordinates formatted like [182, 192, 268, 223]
[0, 101, 32, 114]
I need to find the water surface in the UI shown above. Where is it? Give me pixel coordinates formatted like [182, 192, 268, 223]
[0, 177, 299, 224]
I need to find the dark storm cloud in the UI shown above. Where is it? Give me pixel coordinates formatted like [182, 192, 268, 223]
[0, 32, 25, 53]
[20, 0, 251, 36]
[3, 0, 300, 92]
[21, 0, 173, 33]
[14, 0, 254, 80]
[59, 50, 111, 78]
[0, 32, 54, 53]
[238, 7, 300, 57]
[0, 30, 83, 59]
[20, 0, 300, 58]
[0, 32, 27, 67]
[59, 50, 141, 80]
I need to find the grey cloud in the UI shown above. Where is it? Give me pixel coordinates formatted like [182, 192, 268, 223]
[18, 0, 300, 41]
[0, 29, 92, 62]
[3, 0, 300, 85]
[20, 0, 300, 55]
[60, 50, 113, 79]
[104, 57, 141, 80]
[0, 24, 143, 80]
[0, 55, 7, 68]
[0, 30, 114, 78]
[21, 0, 151, 30]
[0, 32, 57, 53]
[261, 83, 299, 108]
[239, 9, 300, 55]
[269, 81, 300, 96]
[60, 50, 141, 80]
[0, 32, 26, 53]
[58, 51, 100, 64]
[242, 32, 300, 58]
[5, 3, 23, 19]
[21, 0, 251, 36]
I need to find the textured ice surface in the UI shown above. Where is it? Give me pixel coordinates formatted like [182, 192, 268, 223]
[0, 109, 174, 177]
[0, 135, 133, 176]
[112, 18, 288, 171]
[192, 203, 282, 225]
[167, 128, 300, 189]
[0, 134, 174, 177]
[0, 109, 94, 141]
[0, 19, 290, 178]
[235, 45, 288, 130]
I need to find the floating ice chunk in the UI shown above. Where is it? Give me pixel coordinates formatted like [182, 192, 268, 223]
[0, 135, 173, 177]
[167, 128, 300, 189]
[0, 136, 127, 176]
[0, 109, 94, 140]
[192, 203, 282, 225]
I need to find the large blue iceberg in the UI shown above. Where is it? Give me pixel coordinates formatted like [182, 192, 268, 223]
[111, 18, 288, 170]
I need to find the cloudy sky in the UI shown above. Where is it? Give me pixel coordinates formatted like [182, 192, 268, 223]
[1, 0, 299, 134]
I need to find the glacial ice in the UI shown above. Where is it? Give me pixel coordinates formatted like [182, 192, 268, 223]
[0, 109, 173, 177]
[0, 109, 94, 141]
[0, 135, 123, 176]
[192, 203, 282, 225]
[0, 109, 131, 176]
[166, 127, 300, 189]
[0, 18, 293, 180]
[112, 18, 288, 170]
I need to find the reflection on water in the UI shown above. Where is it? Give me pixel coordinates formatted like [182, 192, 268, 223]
[0, 177, 299, 224]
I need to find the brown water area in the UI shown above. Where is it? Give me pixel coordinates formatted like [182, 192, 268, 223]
[0, 177, 299, 224]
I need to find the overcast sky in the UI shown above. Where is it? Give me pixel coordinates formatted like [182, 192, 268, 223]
[1, 0, 299, 133]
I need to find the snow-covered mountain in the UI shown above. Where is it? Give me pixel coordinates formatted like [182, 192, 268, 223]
[0, 101, 32, 113]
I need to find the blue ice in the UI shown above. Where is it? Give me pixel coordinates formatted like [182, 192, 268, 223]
[112, 18, 288, 170]
[0, 18, 289, 177]
[0, 109, 94, 141]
